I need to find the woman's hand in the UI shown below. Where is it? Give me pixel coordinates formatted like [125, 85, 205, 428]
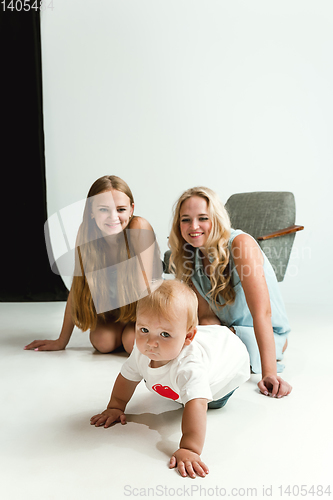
[170, 448, 209, 478]
[24, 338, 67, 351]
[258, 375, 292, 398]
[90, 408, 126, 428]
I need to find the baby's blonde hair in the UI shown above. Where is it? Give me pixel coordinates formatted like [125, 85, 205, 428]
[137, 280, 198, 332]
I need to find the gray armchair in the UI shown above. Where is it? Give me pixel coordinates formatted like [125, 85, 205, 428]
[163, 191, 304, 282]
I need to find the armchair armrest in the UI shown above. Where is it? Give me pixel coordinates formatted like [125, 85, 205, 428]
[257, 225, 304, 241]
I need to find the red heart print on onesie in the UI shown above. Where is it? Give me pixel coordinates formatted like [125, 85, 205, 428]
[152, 384, 179, 400]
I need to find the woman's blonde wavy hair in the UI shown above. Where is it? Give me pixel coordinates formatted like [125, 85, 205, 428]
[71, 175, 137, 331]
[168, 186, 235, 309]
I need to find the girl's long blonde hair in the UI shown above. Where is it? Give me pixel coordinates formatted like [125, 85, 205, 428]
[71, 175, 137, 331]
[168, 186, 235, 309]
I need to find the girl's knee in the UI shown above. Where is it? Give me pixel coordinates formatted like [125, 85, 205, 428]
[122, 323, 135, 353]
[89, 326, 123, 353]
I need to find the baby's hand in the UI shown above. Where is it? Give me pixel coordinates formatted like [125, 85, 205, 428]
[169, 448, 209, 479]
[90, 408, 126, 428]
[258, 375, 292, 398]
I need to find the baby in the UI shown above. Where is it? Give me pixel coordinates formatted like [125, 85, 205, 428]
[90, 280, 250, 478]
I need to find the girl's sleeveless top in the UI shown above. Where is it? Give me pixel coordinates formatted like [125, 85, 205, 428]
[190, 229, 290, 336]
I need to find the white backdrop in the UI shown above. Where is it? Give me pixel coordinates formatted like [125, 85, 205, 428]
[41, 0, 333, 305]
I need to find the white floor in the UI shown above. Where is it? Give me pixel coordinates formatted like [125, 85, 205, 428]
[0, 302, 332, 500]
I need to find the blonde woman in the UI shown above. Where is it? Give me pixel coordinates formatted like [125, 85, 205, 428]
[25, 175, 159, 354]
[168, 187, 292, 398]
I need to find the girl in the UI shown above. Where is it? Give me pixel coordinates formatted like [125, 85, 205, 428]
[168, 186, 292, 398]
[25, 175, 159, 354]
